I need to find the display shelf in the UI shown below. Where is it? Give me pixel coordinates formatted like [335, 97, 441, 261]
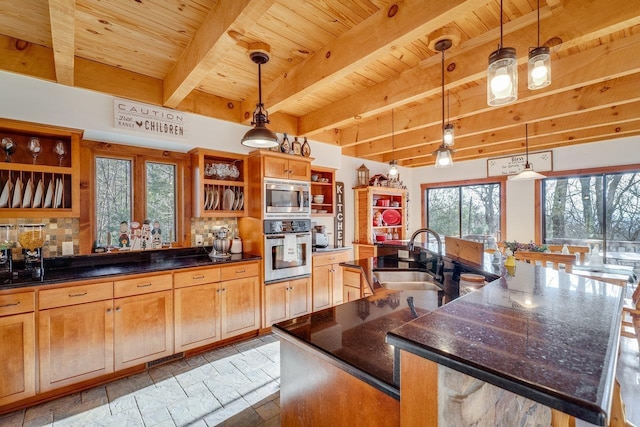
[354, 186, 407, 245]
[0, 118, 81, 218]
[190, 148, 247, 218]
[310, 166, 335, 216]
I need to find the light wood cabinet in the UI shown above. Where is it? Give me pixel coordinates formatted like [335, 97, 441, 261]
[38, 281, 114, 392]
[264, 277, 312, 327]
[354, 186, 407, 245]
[261, 152, 311, 181]
[310, 166, 335, 217]
[0, 118, 81, 218]
[174, 262, 260, 352]
[343, 267, 366, 302]
[174, 281, 221, 352]
[114, 287, 173, 371]
[189, 148, 247, 218]
[312, 250, 350, 310]
[0, 291, 35, 406]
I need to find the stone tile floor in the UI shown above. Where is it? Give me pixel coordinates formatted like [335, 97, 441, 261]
[0, 334, 281, 427]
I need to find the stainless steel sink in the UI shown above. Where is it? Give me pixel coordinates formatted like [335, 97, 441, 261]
[373, 270, 441, 291]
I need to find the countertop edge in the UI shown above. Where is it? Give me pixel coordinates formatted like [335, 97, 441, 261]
[273, 324, 400, 401]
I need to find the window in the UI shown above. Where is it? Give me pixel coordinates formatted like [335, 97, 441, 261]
[93, 152, 182, 249]
[542, 170, 640, 265]
[423, 179, 505, 245]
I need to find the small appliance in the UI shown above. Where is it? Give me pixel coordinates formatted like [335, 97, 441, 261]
[264, 178, 310, 218]
[312, 225, 329, 248]
[210, 227, 231, 259]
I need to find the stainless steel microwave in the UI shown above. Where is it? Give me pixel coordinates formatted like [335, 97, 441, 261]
[264, 179, 310, 218]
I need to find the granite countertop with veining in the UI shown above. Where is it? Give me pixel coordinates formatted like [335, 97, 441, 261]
[386, 261, 625, 425]
[0, 247, 261, 290]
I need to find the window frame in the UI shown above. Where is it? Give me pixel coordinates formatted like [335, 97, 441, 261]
[420, 176, 507, 241]
[534, 163, 640, 243]
[80, 140, 190, 254]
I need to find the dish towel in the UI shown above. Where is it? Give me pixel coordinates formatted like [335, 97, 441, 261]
[283, 234, 298, 262]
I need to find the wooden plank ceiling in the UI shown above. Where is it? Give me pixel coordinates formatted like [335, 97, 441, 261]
[0, 0, 638, 167]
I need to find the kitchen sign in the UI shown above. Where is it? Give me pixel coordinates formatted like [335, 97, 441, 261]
[114, 99, 186, 138]
[334, 182, 344, 248]
[487, 150, 553, 177]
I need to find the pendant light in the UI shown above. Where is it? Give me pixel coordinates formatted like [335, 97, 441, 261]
[241, 51, 279, 148]
[443, 91, 454, 146]
[509, 123, 546, 180]
[388, 109, 398, 177]
[433, 39, 454, 168]
[487, 0, 518, 106]
[528, 0, 551, 89]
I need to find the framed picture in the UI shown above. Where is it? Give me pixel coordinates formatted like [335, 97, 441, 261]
[292, 140, 302, 156]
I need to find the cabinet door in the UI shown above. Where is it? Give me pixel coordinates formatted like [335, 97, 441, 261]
[221, 276, 260, 339]
[312, 265, 332, 311]
[0, 312, 35, 406]
[288, 277, 312, 319]
[114, 290, 173, 370]
[332, 265, 344, 306]
[343, 286, 361, 303]
[39, 300, 114, 391]
[264, 282, 289, 327]
[263, 156, 290, 179]
[287, 159, 310, 181]
[174, 283, 220, 352]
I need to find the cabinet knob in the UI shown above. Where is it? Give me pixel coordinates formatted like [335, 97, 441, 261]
[106, 308, 112, 313]
[115, 307, 121, 312]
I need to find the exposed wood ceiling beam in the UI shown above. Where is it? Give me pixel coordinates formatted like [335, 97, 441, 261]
[48, 0, 75, 86]
[252, 0, 493, 119]
[163, 0, 276, 108]
[299, 0, 640, 138]
[340, 29, 640, 158]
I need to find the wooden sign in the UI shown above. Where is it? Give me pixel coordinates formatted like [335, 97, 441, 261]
[334, 182, 345, 247]
[114, 99, 186, 138]
[487, 150, 552, 177]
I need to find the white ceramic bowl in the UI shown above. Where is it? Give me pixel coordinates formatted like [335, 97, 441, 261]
[313, 195, 324, 203]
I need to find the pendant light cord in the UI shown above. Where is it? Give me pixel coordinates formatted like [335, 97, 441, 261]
[441, 49, 445, 135]
[525, 123, 530, 165]
[391, 109, 395, 155]
[258, 63, 263, 107]
[499, 0, 504, 49]
[536, 0, 541, 47]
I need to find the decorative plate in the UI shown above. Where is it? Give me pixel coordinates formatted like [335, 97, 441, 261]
[381, 209, 401, 226]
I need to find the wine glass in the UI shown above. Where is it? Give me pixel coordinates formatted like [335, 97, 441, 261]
[1, 137, 16, 163]
[54, 141, 66, 166]
[28, 137, 41, 164]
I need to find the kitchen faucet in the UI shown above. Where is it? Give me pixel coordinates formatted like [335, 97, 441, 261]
[408, 228, 442, 255]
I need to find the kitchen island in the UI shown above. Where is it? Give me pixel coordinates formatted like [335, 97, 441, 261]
[274, 254, 625, 426]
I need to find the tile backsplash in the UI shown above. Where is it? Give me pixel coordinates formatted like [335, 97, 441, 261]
[3, 217, 236, 259]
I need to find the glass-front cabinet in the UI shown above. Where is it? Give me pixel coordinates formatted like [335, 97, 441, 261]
[0, 118, 81, 218]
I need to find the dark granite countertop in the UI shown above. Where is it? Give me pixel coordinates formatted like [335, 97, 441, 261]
[0, 247, 261, 291]
[273, 285, 443, 400]
[387, 261, 624, 425]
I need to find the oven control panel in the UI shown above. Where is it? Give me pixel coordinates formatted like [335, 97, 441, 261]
[264, 219, 311, 234]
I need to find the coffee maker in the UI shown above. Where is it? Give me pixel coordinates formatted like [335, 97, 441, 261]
[312, 225, 329, 248]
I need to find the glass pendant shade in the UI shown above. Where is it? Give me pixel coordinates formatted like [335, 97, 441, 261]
[434, 145, 453, 168]
[443, 123, 454, 146]
[509, 123, 546, 180]
[388, 160, 398, 177]
[528, 46, 551, 90]
[487, 47, 518, 106]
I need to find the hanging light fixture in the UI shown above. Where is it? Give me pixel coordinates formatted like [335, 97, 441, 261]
[528, 0, 551, 89]
[509, 123, 546, 180]
[487, 0, 518, 106]
[388, 109, 398, 177]
[241, 51, 279, 148]
[443, 90, 454, 146]
[433, 38, 454, 168]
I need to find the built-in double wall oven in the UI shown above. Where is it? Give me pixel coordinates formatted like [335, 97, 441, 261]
[264, 218, 312, 283]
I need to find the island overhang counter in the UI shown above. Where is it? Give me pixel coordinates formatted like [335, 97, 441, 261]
[274, 254, 625, 426]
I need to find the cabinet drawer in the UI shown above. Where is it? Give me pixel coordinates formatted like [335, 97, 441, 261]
[174, 267, 221, 288]
[39, 282, 114, 309]
[220, 262, 259, 281]
[0, 291, 35, 316]
[313, 250, 350, 267]
[114, 273, 173, 298]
